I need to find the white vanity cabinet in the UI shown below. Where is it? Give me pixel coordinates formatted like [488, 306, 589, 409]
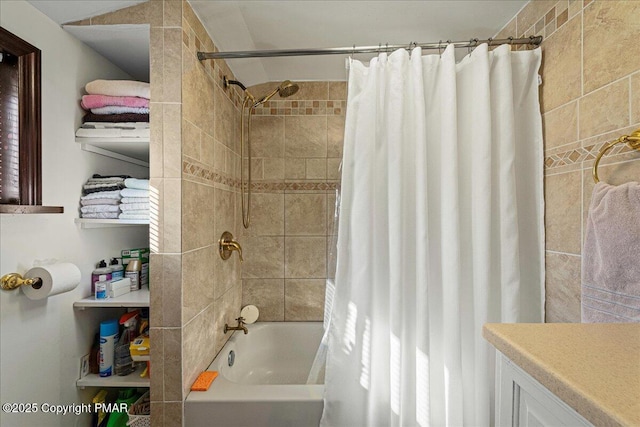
[495, 351, 592, 427]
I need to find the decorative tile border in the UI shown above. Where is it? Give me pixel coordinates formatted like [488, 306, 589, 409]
[252, 100, 346, 116]
[544, 140, 637, 170]
[183, 160, 339, 192]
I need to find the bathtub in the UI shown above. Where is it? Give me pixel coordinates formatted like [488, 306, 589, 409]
[185, 322, 325, 427]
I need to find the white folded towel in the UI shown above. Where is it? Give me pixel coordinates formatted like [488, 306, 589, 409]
[75, 127, 150, 139]
[80, 205, 120, 214]
[82, 122, 150, 129]
[119, 212, 149, 220]
[120, 202, 150, 211]
[121, 197, 149, 204]
[80, 190, 122, 200]
[85, 79, 150, 99]
[80, 198, 120, 206]
[82, 212, 120, 219]
[120, 188, 150, 198]
[90, 106, 150, 115]
[124, 178, 149, 190]
[582, 182, 640, 322]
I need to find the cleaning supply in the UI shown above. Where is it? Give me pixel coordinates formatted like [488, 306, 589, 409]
[129, 334, 149, 361]
[105, 388, 139, 427]
[109, 258, 124, 281]
[99, 319, 119, 377]
[108, 278, 131, 298]
[121, 248, 149, 286]
[191, 371, 219, 391]
[124, 259, 141, 291]
[91, 260, 112, 294]
[95, 280, 109, 300]
[114, 311, 138, 376]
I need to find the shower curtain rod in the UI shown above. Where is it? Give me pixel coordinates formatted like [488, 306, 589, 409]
[197, 35, 542, 60]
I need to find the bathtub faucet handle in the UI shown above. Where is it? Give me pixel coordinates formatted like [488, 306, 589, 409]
[224, 316, 249, 334]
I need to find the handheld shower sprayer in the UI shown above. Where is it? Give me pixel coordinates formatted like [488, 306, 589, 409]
[223, 76, 300, 228]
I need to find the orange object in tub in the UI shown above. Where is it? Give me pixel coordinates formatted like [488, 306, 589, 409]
[191, 371, 218, 391]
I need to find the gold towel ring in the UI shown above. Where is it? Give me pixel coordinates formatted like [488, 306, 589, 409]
[592, 129, 640, 183]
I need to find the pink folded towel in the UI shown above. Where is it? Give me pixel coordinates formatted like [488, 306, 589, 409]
[81, 95, 149, 110]
[582, 182, 640, 323]
[85, 79, 150, 99]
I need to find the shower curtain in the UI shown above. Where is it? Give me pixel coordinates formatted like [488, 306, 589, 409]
[320, 44, 544, 427]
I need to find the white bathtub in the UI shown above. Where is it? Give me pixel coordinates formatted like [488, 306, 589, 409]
[185, 322, 325, 427]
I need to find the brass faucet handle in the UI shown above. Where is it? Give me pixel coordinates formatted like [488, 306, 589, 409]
[219, 231, 243, 262]
[236, 317, 245, 324]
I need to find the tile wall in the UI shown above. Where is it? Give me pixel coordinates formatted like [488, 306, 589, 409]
[241, 81, 346, 322]
[497, 0, 640, 322]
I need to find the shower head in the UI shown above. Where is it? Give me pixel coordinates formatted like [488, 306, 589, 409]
[277, 80, 299, 98]
[254, 80, 300, 106]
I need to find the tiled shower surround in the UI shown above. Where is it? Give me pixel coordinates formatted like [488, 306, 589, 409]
[497, 0, 640, 322]
[241, 82, 346, 321]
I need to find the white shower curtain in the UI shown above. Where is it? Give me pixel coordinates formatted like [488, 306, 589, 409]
[320, 44, 544, 427]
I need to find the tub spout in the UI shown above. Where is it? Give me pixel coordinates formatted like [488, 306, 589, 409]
[224, 317, 248, 334]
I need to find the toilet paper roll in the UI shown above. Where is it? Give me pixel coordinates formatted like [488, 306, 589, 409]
[22, 263, 81, 300]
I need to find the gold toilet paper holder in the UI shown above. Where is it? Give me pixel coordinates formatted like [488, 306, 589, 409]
[0, 273, 43, 291]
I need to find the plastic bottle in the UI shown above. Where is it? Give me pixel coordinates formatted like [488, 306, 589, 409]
[91, 260, 112, 294]
[115, 311, 138, 376]
[125, 259, 141, 291]
[109, 258, 124, 281]
[99, 319, 119, 377]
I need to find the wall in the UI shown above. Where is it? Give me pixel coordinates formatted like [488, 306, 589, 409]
[0, 2, 148, 426]
[496, 0, 640, 322]
[241, 82, 346, 321]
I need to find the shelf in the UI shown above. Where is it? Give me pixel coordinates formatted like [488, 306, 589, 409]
[76, 137, 149, 167]
[75, 218, 149, 228]
[77, 364, 150, 389]
[74, 286, 149, 309]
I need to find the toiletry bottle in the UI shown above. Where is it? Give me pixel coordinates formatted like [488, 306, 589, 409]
[91, 260, 112, 294]
[109, 258, 124, 281]
[125, 259, 141, 291]
[99, 319, 119, 377]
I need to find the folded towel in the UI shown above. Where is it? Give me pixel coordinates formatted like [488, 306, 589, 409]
[121, 197, 149, 204]
[91, 106, 150, 115]
[124, 178, 149, 190]
[83, 184, 125, 195]
[83, 113, 149, 123]
[81, 95, 149, 110]
[85, 79, 150, 99]
[80, 205, 120, 214]
[82, 212, 120, 219]
[119, 212, 149, 220]
[80, 190, 122, 201]
[120, 188, 150, 198]
[582, 182, 640, 323]
[82, 122, 150, 130]
[75, 127, 150, 139]
[80, 198, 120, 206]
[120, 202, 150, 211]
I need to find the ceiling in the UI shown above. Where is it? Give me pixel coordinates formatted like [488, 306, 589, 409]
[26, 0, 528, 86]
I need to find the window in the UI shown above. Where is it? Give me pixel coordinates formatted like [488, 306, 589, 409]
[0, 26, 61, 213]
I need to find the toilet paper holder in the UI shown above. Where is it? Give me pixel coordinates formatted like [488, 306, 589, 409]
[0, 273, 43, 291]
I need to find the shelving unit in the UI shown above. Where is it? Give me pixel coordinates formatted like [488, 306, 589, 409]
[74, 286, 149, 309]
[77, 364, 150, 389]
[75, 218, 149, 228]
[76, 137, 149, 167]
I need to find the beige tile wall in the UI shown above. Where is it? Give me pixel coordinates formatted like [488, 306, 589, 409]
[67, 2, 244, 425]
[241, 81, 346, 322]
[497, 0, 640, 322]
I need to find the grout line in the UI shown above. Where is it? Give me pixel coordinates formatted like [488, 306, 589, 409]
[546, 250, 581, 257]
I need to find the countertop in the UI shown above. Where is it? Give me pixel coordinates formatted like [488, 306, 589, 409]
[483, 323, 640, 427]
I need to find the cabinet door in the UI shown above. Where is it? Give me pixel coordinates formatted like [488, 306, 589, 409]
[495, 352, 592, 427]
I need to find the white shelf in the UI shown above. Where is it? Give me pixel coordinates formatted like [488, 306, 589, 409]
[75, 218, 149, 228]
[77, 364, 150, 389]
[76, 137, 149, 167]
[74, 286, 149, 309]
